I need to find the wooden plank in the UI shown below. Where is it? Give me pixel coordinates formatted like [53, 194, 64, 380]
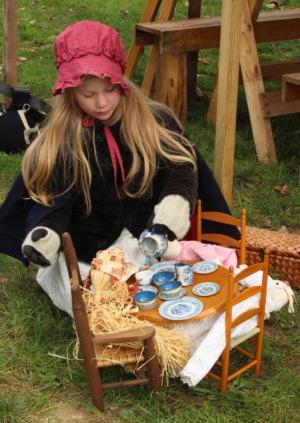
[214, 0, 244, 206]
[126, 0, 162, 79]
[207, 60, 300, 124]
[261, 60, 300, 81]
[260, 91, 300, 116]
[141, 0, 177, 96]
[240, 2, 277, 163]
[282, 73, 300, 101]
[155, 52, 187, 124]
[135, 9, 300, 53]
[3, 0, 17, 90]
[283, 72, 300, 85]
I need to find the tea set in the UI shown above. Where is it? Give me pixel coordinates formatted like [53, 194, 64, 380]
[134, 259, 221, 314]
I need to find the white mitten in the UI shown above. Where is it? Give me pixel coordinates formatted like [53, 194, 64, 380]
[22, 226, 61, 266]
[162, 239, 182, 259]
[153, 194, 190, 239]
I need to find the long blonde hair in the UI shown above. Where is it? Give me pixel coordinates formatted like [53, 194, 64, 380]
[22, 78, 196, 213]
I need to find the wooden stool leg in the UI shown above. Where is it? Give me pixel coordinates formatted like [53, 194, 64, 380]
[240, 2, 277, 163]
[3, 0, 17, 104]
[187, 0, 202, 98]
[207, 78, 218, 125]
[126, 0, 162, 79]
[141, 0, 177, 96]
[155, 51, 188, 124]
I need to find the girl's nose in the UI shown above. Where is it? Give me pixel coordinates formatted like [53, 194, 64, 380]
[95, 94, 107, 108]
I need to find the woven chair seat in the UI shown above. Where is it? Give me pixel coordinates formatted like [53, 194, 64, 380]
[94, 344, 144, 368]
[246, 226, 300, 289]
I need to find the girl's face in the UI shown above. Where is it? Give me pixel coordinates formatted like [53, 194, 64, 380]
[74, 76, 122, 122]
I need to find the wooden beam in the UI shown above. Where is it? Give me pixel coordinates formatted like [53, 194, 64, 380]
[240, 2, 277, 163]
[214, 0, 244, 206]
[3, 0, 17, 89]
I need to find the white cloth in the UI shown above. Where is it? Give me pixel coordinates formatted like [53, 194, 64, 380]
[36, 252, 90, 317]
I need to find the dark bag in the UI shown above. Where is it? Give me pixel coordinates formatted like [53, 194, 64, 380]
[0, 83, 51, 153]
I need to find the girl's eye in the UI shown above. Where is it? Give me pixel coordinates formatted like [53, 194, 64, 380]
[105, 86, 116, 93]
[82, 93, 94, 98]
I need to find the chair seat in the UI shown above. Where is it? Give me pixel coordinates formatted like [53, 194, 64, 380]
[94, 344, 144, 368]
[230, 327, 260, 350]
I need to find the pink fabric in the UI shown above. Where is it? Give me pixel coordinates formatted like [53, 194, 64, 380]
[104, 126, 125, 198]
[52, 20, 128, 95]
[175, 240, 237, 269]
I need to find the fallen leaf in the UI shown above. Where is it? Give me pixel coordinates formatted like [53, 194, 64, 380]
[17, 56, 27, 63]
[261, 218, 272, 228]
[278, 225, 289, 233]
[273, 184, 289, 195]
[196, 87, 205, 98]
[198, 57, 211, 65]
[120, 9, 129, 18]
[266, 0, 281, 9]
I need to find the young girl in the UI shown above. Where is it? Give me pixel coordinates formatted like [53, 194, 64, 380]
[0, 20, 237, 316]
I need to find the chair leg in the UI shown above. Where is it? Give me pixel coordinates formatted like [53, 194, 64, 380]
[144, 337, 162, 391]
[84, 358, 105, 411]
[254, 333, 264, 377]
[220, 348, 230, 392]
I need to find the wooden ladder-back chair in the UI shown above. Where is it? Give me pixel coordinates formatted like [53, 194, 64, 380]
[196, 200, 247, 264]
[62, 232, 162, 411]
[209, 251, 269, 392]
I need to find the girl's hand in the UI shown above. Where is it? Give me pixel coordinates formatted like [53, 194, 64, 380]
[22, 226, 61, 266]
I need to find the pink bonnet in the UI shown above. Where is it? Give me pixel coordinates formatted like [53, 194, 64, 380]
[52, 20, 128, 96]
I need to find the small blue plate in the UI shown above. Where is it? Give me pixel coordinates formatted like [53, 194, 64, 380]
[192, 261, 218, 274]
[158, 296, 203, 320]
[192, 282, 221, 297]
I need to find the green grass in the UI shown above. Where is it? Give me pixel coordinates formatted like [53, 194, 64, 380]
[0, 0, 300, 421]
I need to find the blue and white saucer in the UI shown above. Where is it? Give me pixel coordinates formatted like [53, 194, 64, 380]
[159, 288, 186, 301]
[192, 261, 218, 274]
[192, 282, 220, 297]
[158, 296, 203, 320]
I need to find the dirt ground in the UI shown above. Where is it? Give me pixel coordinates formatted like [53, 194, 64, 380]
[33, 402, 120, 423]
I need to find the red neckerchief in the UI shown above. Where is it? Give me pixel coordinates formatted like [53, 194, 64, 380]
[82, 116, 125, 198]
[103, 125, 125, 198]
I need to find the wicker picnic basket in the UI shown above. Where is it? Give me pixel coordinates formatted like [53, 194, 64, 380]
[246, 226, 300, 289]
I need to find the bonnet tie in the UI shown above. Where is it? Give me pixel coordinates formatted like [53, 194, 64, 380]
[104, 125, 126, 199]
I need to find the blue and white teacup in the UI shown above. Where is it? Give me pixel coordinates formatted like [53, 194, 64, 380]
[174, 262, 193, 286]
[138, 229, 168, 259]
